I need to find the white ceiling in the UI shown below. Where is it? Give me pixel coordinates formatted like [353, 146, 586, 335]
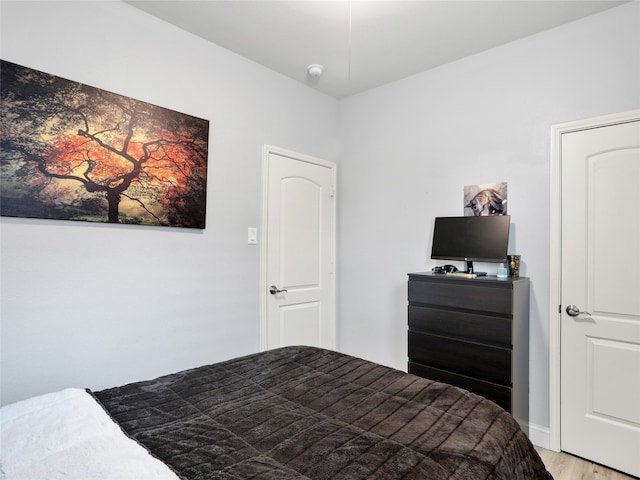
[125, 0, 627, 99]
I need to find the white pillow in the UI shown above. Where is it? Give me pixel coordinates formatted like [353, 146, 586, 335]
[0, 388, 179, 480]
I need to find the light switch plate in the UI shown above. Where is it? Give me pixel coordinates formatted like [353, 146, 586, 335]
[247, 227, 257, 245]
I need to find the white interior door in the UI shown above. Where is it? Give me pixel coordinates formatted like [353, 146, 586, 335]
[262, 146, 336, 351]
[560, 119, 640, 477]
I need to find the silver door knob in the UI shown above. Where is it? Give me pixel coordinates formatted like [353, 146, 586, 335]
[269, 285, 288, 295]
[566, 304, 592, 317]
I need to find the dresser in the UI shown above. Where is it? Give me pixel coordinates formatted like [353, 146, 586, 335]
[408, 272, 529, 425]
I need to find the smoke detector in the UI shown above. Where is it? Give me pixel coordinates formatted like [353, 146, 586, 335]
[307, 64, 324, 77]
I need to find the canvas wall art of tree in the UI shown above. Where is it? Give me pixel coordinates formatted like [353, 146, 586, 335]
[0, 60, 209, 228]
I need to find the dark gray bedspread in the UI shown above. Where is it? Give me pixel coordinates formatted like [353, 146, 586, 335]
[93, 346, 553, 480]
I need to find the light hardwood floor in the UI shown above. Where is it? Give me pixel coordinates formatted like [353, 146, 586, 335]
[536, 448, 638, 480]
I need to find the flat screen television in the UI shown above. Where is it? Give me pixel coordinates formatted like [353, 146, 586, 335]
[431, 215, 510, 275]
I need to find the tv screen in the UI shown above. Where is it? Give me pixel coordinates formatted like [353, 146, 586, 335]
[431, 216, 510, 264]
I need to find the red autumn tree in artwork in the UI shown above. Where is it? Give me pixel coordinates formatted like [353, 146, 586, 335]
[0, 60, 209, 228]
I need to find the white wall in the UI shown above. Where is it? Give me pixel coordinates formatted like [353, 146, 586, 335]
[336, 2, 640, 446]
[0, 1, 340, 405]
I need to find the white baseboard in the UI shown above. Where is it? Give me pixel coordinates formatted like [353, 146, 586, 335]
[528, 422, 551, 450]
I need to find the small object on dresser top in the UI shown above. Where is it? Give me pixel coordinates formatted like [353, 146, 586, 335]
[445, 272, 477, 278]
[432, 264, 458, 274]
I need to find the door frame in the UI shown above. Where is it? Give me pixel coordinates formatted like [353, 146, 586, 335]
[259, 144, 337, 351]
[548, 109, 640, 452]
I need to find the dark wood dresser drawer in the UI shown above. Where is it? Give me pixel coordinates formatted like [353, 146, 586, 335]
[408, 362, 512, 411]
[408, 305, 512, 347]
[408, 278, 513, 315]
[408, 331, 511, 384]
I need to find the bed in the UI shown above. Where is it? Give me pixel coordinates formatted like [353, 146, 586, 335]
[1, 346, 553, 479]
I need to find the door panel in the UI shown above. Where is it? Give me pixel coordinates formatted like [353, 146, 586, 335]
[263, 146, 336, 351]
[280, 177, 321, 288]
[560, 120, 640, 477]
[589, 337, 640, 425]
[591, 150, 640, 316]
[279, 302, 321, 346]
